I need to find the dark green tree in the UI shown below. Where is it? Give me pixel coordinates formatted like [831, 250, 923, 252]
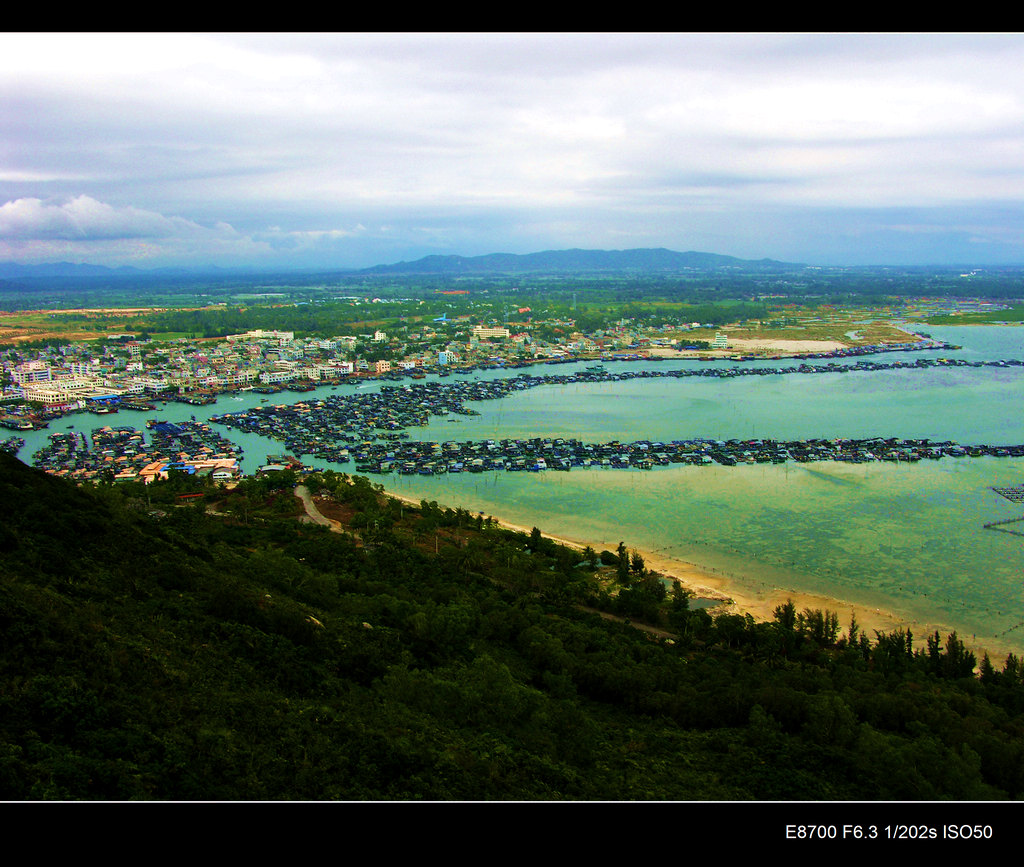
[629, 550, 646, 577]
[616, 541, 630, 585]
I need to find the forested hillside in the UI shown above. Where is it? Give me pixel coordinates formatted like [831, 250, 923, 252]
[1, 452, 1023, 801]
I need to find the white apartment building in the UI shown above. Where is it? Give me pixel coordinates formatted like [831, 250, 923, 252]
[472, 326, 511, 340]
[22, 378, 124, 405]
[226, 329, 295, 343]
[259, 369, 299, 384]
[130, 376, 173, 393]
[66, 361, 100, 377]
[212, 369, 258, 388]
[11, 361, 52, 384]
[19, 385, 70, 405]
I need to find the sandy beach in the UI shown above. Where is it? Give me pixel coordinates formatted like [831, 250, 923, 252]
[488, 514, 912, 636]
[378, 485, 1016, 666]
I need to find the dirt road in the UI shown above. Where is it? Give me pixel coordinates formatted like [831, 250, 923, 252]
[294, 484, 340, 530]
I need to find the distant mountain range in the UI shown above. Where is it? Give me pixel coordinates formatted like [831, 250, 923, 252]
[359, 248, 803, 274]
[0, 248, 803, 280]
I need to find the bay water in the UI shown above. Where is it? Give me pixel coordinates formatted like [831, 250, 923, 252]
[15, 324, 1024, 657]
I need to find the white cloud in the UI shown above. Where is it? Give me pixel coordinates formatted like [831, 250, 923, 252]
[0, 195, 267, 266]
[4, 34, 1024, 266]
[0, 195, 224, 240]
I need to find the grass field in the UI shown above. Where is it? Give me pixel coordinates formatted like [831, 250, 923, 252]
[0, 308, 189, 345]
[925, 305, 1024, 325]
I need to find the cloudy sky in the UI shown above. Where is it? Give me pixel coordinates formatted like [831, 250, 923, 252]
[4, 32, 1024, 270]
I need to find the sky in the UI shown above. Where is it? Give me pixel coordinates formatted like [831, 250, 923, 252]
[4, 32, 1024, 271]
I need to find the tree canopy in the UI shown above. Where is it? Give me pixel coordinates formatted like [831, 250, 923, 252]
[1, 451, 1022, 801]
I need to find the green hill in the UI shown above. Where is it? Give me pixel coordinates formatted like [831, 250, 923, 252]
[1, 452, 1023, 801]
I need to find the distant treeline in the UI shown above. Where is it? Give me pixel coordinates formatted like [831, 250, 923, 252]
[5, 264, 1024, 315]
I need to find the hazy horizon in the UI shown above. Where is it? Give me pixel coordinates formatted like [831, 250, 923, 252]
[5, 33, 1024, 271]
[2, 245, 1021, 277]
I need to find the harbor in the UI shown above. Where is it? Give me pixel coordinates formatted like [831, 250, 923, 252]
[30, 420, 244, 484]
[7, 324, 1024, 659]
[19, 348, 1024, 483]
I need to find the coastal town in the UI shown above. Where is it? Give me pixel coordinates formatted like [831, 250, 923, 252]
[3, 298, 1023, 485]
[2, 293, 976, 427]
[0, 314, 694, 422]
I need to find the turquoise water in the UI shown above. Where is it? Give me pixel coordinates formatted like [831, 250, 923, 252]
[14, 324, 1024, 655]
[383, 455, 1024, 642]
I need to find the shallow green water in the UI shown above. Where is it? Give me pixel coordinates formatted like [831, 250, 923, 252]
[384, 325, 1024, 653]
[15, 324, 1024, 653]
[383, 454, 1024, 648]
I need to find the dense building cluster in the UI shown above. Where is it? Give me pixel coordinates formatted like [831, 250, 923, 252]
[31, 420, 242, 483]
[209, 360, 1024, 475]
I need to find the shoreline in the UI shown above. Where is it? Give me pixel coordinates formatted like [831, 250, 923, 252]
[380, 485, 1019, 666]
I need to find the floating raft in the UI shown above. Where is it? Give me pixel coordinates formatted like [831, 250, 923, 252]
[992, 484, 1024, 503]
